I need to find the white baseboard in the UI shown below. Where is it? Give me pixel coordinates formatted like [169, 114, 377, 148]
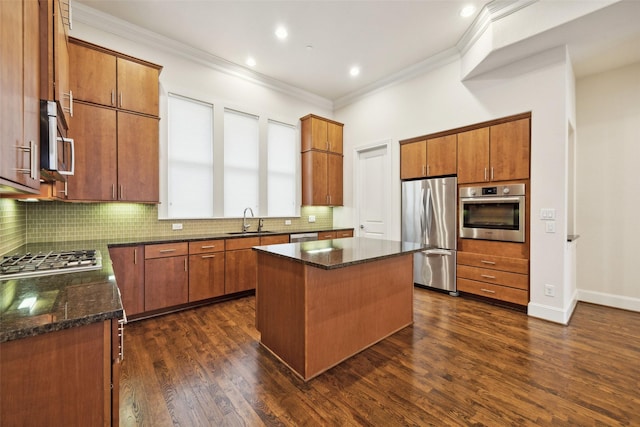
[528, 296, 577, 325]
[577, 290, 640, 312]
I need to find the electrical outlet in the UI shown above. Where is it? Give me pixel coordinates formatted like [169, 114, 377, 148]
[544, 284, 555, 297]
[545, 221, 556, 233]
[172, 223, 183, 231]
[308, 215, 316, 223]
[284, 220, 292, 225]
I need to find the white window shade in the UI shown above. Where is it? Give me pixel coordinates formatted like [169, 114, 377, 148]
[224, 109, 259, 216]
[267, 120, 297, 217]
[167, 94, 214, 218]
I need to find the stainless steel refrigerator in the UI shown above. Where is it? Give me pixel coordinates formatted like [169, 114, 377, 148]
[401, 176, 457, 295]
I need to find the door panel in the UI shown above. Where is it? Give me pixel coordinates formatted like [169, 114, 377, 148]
[357, 144, 390, 239]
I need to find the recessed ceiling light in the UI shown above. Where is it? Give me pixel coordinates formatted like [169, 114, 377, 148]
[349, 66, 360, 77]
[246, 56, 256, 67]
[460, 5, 476, 17]
[275, 26, 288, 40]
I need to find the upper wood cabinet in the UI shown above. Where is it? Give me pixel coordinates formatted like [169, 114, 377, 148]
[301, 114, 343, 154]
[300, 114, 344, 206]
[39, 0, 71, 125]
[69, 38, 161, 117]
[400, 134, 457, 180]
[458, 118, 530, 184]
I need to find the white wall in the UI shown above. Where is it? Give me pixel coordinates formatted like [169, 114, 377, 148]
[334, 46, 575, 323]
[575, 62, 640, 312]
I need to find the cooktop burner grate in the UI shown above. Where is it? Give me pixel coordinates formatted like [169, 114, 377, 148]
[0, 250, 102, 279]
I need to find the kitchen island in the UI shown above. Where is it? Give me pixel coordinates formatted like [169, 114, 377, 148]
[254, 237, 424, 381]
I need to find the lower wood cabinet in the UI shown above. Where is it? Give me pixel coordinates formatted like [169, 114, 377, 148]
[318, 229, 353, 240]
[457, 251, 529, 305]
[225, 237, 261, 294]
[109, 245, 145, 316]
[188, 239, 225, 302]
[144, 242, 189, 311]
[0, 320, 120, 426]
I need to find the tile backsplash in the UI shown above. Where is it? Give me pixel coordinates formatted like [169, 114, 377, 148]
[0, 199, 26, 254]
[21, 202, 333, 243]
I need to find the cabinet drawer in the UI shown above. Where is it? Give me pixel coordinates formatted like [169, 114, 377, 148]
[318, 231, 336, 240]
[457, 252, 528, 274]
[336, 230, 353, 238]
[260, 234, 289, 245]
[458, 278, 528, 305]
[145, 242, 188, 259]
[225, 237, 261, 251]
[189, 239, 225, 254]
[457, 265, 528, 290]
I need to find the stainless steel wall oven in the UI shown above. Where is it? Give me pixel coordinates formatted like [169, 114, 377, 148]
[459, 183, 525, 243]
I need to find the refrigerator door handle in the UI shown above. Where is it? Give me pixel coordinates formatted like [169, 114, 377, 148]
[424, 186, 432, 240]
[422, 249, 453, 256]
[419, 186, 426, 239]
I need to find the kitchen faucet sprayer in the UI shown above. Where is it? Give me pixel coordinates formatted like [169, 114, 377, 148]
[243, 207, 254, 232]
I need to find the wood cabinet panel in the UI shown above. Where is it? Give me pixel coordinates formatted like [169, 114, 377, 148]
[145, 242, 188, 259]
[117, 111, 159, 202]
[66, 102, 117, 201]
[144, 256, 188, 311]
[109, 245, 145, 316]
[318, 231, 336, 240]
[400, 140, 426, 180]
[327, 120, 343, 154]
[327, 153, 343, 206]
[260, 234, 290, 245]
[336, 229, 354, 238]
[189, 252, 225, 302]
[117, 57, 160, 116]
[426, 134, 457, 176]
[225, 237, 260, 251]
[301, 114, 343, 154]
[457, 265, 529, 291]
[188, 239, 225, 255]
[457, 251, 529, 274]
[457, 278, 528, 306]
[69, 41, 117, 107]
[457, 127, 490, 184]
[302, 150, 327, 205]
[490, 118, 530, 182]
[225, 248, 257, 293]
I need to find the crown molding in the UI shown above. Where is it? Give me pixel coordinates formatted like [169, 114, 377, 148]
[71, 3, 333, 111]
[457, 0, 539, 56]
[333, 47, 460, 110]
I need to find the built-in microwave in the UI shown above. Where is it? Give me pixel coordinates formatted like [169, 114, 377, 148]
[40, 100, 74, 181]
[459, 183, 525, 243]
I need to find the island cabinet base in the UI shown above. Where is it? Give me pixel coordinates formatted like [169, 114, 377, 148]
[257, 253, 414, 381]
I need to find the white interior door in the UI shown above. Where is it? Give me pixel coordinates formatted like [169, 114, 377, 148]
[355, 142, 391, 239]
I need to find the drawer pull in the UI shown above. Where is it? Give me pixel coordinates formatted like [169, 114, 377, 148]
[159, 249, 177, 253]
[480, 260, 496, 265]
[480, 274, 496, 279]
[480, 288, 496, 294]
[201, 255, 216, 259]
[201, 245, 216, 249]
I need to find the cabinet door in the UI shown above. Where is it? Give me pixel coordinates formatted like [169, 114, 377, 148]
[260, 234, 290, 245]
[189, 253, 225, 302]
[318, 231, 336, 240]
[109, 246, 145, 316]
[117, 112, 159, 202]
[69, 42, 116, 106]
[490, 118, 530, 182]
[144, 256, 188, 311]
[225, 249, 257, 293]
[116, 57, 160, 116]
[457, 127, 489, 184]
[302, 116, 328, 151]
[302, 150, 327, 205]
[67, 102, 117, 201]
[327, 153, 343, 206]
[426, 134, 456, 177]
[400, 141, 426, 180]
[54, 0, 70, 124]
[327, 120, 343, 154]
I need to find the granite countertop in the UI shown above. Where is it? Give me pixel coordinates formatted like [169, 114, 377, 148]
[0, 227, 354, 343]
[253, 237, 426, 270]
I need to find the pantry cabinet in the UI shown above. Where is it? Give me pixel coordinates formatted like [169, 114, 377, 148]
[0, 0, 40, 193]
[400, 134, 457, 180]
[144, 242, 189, 312]
[188, 240, 225, 302]
[67, 102, 159, 202]
[301, 114, 344, 206]
[109, 245, 145, 316]
[457, 118, 530, 184]
[69, 38, 160, 116]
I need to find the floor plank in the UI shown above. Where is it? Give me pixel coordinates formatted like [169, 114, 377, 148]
[119, 288, 640, 426]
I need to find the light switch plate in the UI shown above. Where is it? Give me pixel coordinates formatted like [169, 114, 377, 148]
[540, 208, 556, 220]
[172, 223, 183, 230]
[308, 215, 316, 223]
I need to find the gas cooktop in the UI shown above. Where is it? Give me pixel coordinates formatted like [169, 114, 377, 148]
[0, 250, 102, 280]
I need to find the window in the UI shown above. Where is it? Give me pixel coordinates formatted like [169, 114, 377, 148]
[267, 120, 297, 217]
[167, 94, 214, 218]
[224, 109, 259, 217]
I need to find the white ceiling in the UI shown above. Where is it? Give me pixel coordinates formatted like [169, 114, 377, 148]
[73, 0, 640, 103]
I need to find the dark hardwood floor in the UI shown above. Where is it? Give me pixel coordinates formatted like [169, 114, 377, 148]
[119, 288, 640, 426]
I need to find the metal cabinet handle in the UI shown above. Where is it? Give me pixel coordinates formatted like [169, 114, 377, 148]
[112, 184, 116, 200]
[15, 141, 37, 180]
[480, 260, 496, 265]
[63, 90, 73, 117]
[119, 93, 123, 108]
[133, 249, 137, 265]
[480, 274, 496, 279]
[111, 90, 115, 106]
[58, 181, 68, 197]
[184, 259, 188, 271]
[422, 165, 426, 176]
[480, 288, 496, 294]
[491, 167, 494, 181]
[159, 249, 176, 253]
[201, 255, 216, 259]
[201, 245, 216, 249]
[119, 185, 124, 200]
[484, 168, 488, 181]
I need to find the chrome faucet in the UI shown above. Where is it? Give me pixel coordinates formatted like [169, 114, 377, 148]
[242, 207, 254, 233]
[257, 218, 264, 232]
